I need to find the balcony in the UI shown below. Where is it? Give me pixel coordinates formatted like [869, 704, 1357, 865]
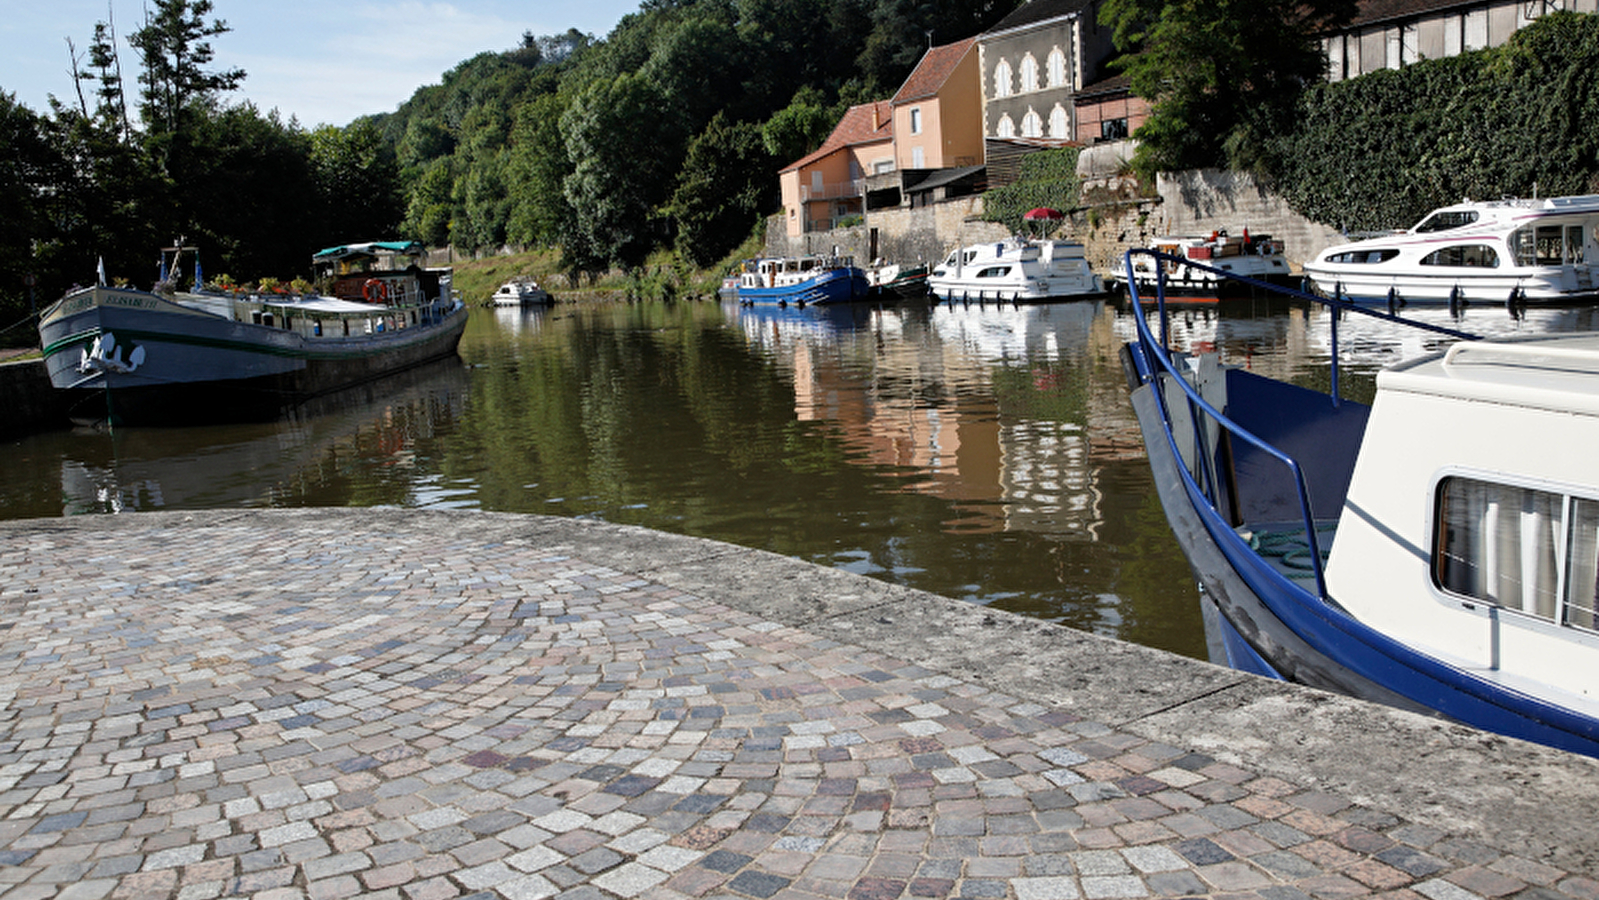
[799, 179, 865, 202]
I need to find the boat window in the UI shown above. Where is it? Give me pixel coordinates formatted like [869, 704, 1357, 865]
[1324, 249, 1399, 264]
[1414, 210, 1479, 232]
[1516, 225, 1589, 266]
[1565, 498, 1599, 631]
[977, 266, 1012, 278]
[1419, 245, 1499, 268]
[1434, 478, 1560, 621]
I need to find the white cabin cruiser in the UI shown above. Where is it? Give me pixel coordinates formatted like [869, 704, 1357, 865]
[1113, 230, 1292, 298]
[1304, 195, 1599, 305]
[492, 280, 552, 306]
[928, 237, 1103, 303]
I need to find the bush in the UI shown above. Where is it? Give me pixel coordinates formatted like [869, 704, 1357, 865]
[1264, 12, 1599, 231]
[981, 148, 1082, 233]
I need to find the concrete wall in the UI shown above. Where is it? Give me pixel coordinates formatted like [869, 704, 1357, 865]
[0, 359, 68, 437]
[770, 152, 1345, 277]
[1150, 169, 1345, 268]
[765, 196, 1008, 269]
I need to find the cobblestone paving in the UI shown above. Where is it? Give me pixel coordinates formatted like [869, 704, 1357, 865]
[0, 518, 1594, 900]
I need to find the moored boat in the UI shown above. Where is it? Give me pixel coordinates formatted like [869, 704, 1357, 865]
[865, 261, 931, 301]
[1121, 246, 1599, 758]
[491, 279, 552, 306]
[1303, 195, 1599, 305]
[1111, 230, 1291, 299]
[928, 236, 1103, 303]
[37, 241, 466, 427]
[735, 254, 868, 306]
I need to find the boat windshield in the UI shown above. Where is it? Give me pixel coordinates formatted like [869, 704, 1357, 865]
[1413, 210, 1479, 232]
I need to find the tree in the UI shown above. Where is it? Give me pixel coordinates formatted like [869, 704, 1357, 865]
[760, 87, 835, 164]
[561, 73, 686, 271]
[183, 104, 316, 278]
[310, 120, 403, 246]
[1101, 0, 1356, 176]
[506, 93, 577, 249]
[669, 114, 777, 267]
[129, 0, 245, 153]
[0, 94, 63, 332]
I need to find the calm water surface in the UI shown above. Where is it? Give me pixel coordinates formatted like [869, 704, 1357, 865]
[6, 295, 1595, 661]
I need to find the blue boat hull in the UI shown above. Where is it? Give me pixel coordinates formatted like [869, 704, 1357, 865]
[1121, 249, 1599, 759]
[736, 268, 867, 306]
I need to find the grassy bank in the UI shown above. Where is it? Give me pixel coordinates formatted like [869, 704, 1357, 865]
[448, 233, 763, 306]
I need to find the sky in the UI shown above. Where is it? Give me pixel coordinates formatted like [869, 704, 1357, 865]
[0, 1, 645, 128]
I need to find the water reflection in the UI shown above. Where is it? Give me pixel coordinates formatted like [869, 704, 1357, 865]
[14, 294, 1598, 660]
[4, 358, 468, 517]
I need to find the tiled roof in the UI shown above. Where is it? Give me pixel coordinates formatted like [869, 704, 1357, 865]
[1342, 0, 1483, 28]
[1074, 73, 1132, 102]
[984, 0, 1094, 36]
[891, 36, 978, 105]
[779, 100, 894, 173]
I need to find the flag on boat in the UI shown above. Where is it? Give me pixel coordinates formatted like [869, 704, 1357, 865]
[97, 257, 107, 286]
[193, 253, 203, 292]
[159, 254, 168, 284]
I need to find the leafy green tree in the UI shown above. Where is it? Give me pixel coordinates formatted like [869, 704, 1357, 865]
[128, 0, 245, 171]
[561, 72, 687, 271]
[405, 159, 456, 248]
[506, 93, 577, 249]
[669, 113, 777, 267]
[183, 104, 315, 278]
[760, 87, 835, 164]
[857, 0, 1017, 91]
[310, 120, 403, 245]
[0, 94, 64, 333]
[1102, 0, 1356, 176]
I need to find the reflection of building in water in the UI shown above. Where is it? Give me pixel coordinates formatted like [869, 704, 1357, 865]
[748, 300, 1117, 539]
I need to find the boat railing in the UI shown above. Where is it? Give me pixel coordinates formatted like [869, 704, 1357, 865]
[1123, 248, 1481, 601]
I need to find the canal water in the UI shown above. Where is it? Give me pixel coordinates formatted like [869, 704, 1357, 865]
[4, 295, 1594, 662]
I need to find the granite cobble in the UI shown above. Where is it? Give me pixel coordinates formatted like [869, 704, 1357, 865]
[0, 512, 1593, 899]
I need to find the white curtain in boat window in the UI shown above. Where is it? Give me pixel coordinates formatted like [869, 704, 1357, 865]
[1566, 498, 1599, 630]
[1436, 478, 1560, 620]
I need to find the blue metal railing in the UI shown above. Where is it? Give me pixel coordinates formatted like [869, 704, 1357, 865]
[1123, 248, 1481, 601]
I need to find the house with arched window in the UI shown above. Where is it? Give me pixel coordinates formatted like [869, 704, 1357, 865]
[978, 0, 1119, 183]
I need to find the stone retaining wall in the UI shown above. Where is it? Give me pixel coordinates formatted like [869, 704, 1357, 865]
[775, 152, 1346, 277]
[1, 359, 67, 437]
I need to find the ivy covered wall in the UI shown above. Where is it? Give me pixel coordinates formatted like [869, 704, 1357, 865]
[1264, 12, 1599, 233]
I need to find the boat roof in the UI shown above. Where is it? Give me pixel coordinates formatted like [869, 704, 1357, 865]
[1380, 333, 1599, 416]
[312, 241, 423, 262]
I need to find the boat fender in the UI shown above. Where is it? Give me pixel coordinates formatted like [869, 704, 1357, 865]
[364, 279, 388, 303]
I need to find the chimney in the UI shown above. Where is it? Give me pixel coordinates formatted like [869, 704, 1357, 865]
[872, 104, 880, 132]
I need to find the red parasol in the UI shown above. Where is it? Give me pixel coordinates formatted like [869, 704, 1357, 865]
[1023, 207, 1064, 220]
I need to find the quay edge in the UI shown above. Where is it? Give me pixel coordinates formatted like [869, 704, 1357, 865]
[4, 507, 1598, 880]
[0, 358, 68, 437]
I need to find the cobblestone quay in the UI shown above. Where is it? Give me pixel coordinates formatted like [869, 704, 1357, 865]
[0, 509, 1596, 900]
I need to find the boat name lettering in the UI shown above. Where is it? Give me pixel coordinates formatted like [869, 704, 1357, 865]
[104, 294, 159, 309]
